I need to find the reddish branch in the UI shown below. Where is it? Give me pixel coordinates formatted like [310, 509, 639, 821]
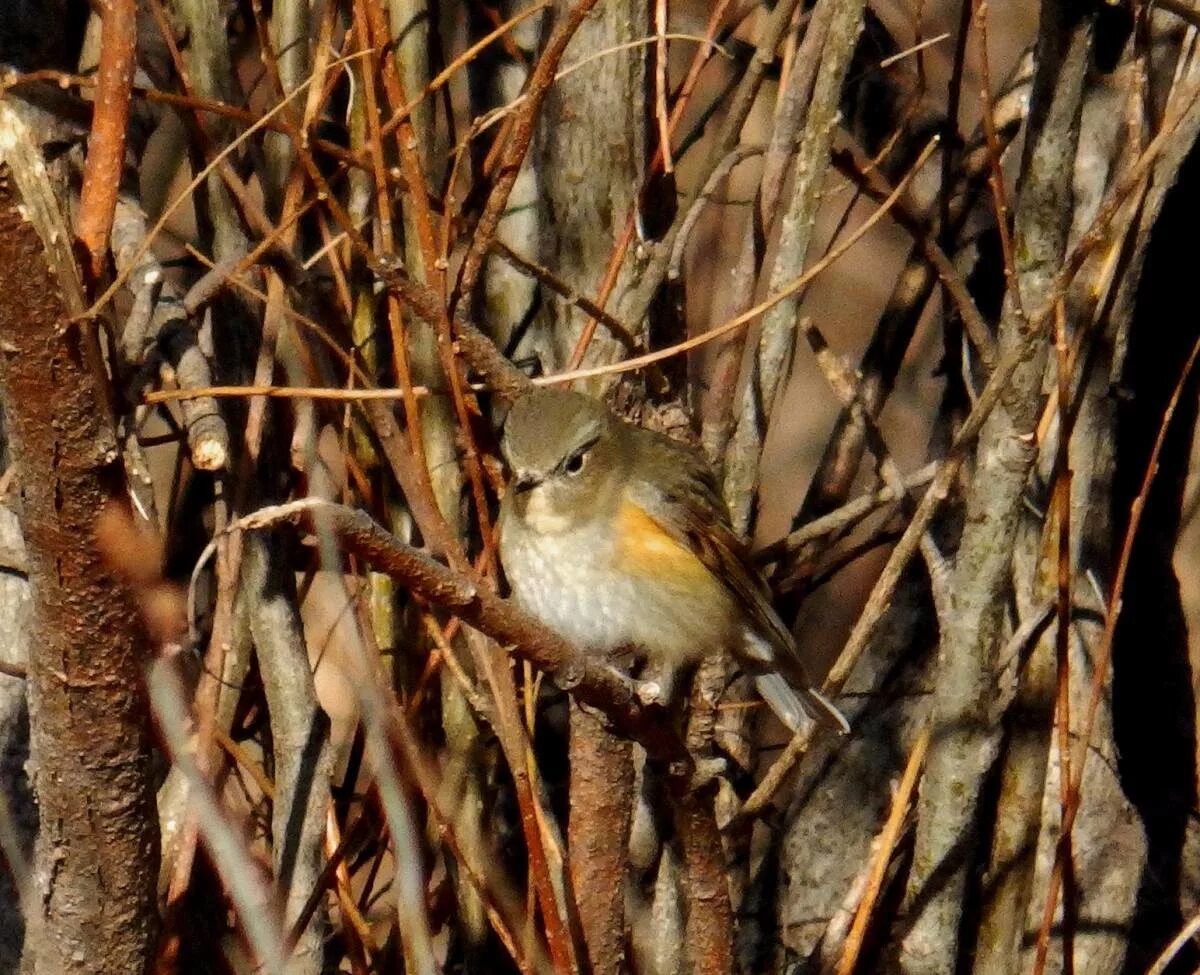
[569, 705, 634, 975]
[76, 0, 138, 285]
[474, 639, 582, 973]
[675, 668, 735, 975]
[0, 150, 159, 971]
[675, 789, 734, 975]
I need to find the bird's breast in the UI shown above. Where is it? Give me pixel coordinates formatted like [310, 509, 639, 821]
[499, 500, 734, 661]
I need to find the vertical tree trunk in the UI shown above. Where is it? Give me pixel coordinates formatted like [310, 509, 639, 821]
[0, 109, 159, 975]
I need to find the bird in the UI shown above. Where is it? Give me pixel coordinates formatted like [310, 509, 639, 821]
[497, 387, 848, 737]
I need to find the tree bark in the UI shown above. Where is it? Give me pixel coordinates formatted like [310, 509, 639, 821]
[0, 108, 159, 975]
[898, 6, 1094, 971]
[532, 0, 649, 377]
[570, 703, 634, 975]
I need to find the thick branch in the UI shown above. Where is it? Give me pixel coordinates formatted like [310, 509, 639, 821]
[0, 105, 159, 975]
[569, 703, 635, 975]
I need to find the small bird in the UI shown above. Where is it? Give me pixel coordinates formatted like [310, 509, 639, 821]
[498, 388, 848, 736]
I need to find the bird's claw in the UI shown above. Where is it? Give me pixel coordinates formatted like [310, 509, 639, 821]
[634, 679, 663, 706]
[690, 756, 728, 790]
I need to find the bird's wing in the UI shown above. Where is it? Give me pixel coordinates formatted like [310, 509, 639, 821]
[624, 428, 849, 734]
[623, 428, 800, 672]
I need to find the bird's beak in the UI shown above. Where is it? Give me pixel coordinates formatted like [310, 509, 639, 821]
[512, 472, 541, 495]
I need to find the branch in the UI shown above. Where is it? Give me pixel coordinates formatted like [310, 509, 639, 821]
[0, 101, 159, 973]
[723, 0, 871, 533]
[900, 8, 1095, 971]
[832, 728, 930, 975]
[243, 538, 334, 972]
[204, 499, 693, 771]
[796, 49, 1033, 520]
[450, 0, 603, 399]
[569, 703, 634, 975]
[676, 665, 734, 975]
[76, 0, 138, 284]
[112, 196, 230, 472]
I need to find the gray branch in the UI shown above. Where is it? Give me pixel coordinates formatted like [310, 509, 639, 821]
[899, 7, 1096, 971]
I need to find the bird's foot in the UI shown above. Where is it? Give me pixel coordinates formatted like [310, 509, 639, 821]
[634, 678, 665, 707]
[690, 756, 729, 790]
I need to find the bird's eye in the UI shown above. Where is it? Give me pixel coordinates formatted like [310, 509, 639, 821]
[565, 449, 588, 475]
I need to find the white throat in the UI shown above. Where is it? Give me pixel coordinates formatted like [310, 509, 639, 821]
[521, 485, 575, 534]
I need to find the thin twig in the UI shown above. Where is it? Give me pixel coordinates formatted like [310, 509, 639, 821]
[756, 463, 939, 566]
[834, 727, 930, 975]
[544, 139, 938, 386]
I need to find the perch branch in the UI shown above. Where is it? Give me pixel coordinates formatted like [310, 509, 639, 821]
[197, 499, 692, 770]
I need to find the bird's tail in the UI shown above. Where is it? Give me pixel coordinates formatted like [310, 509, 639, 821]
[754, 673, 850, 736]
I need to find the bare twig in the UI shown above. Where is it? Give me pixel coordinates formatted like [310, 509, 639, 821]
[737, 270, 1068, 822]
[471, 631, 582, 974]
[833, 727, 929, 975]
[676, 675, 734, 975]
[113, 190, 230, 471]
[543, 139, 938, 387]
[150, 660, 288, 975]
[756, 463, 938, 566]
[546, 3, 779, 370]
[491, 239, 645, 354]
[244, 539, 334, 970]
[798, 50, 1034, 519]
[76, 0, 138, 284]
[1147, 903, 1200, 975]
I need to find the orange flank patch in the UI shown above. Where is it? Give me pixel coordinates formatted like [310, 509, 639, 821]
[615, 499, 713, 586]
